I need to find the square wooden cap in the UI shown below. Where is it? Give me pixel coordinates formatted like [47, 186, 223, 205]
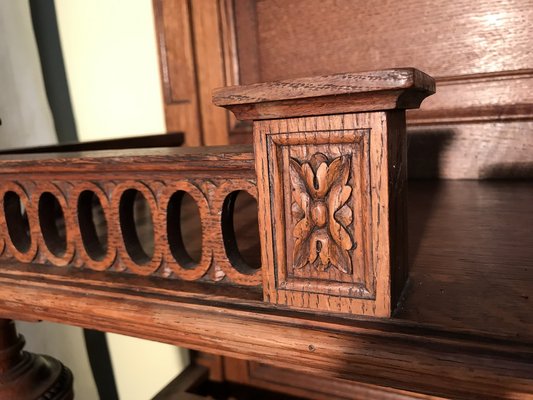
[213, 68, 435, 120]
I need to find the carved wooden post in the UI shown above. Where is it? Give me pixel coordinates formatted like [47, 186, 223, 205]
[214, 68, 435, 317]
[0, 319, 73, 399]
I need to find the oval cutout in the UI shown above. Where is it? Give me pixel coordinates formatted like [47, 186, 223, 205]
[38, 192, 67, 257]
[4, 191, 31, 253]
[167, 191, 202, 268]
[222, 191, 261, 273]
[78, 190, 108, 260]
[119, 189, 154, 264]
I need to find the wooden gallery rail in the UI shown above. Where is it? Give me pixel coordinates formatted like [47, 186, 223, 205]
[0, 69, 532, 399]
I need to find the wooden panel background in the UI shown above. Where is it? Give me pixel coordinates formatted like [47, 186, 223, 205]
[244, 0, 532, 80]
[232, 0, 533, 178]
[153, 0, 202, 146]
[153, 0, 239, 146]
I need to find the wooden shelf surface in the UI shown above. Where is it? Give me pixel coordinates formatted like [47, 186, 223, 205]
[200, 179, 533, 341]
[0, 180, 531, 398]
[399, 180, 533, 341]
[1, 179, 531, 342]
[180, 178, 533, 341]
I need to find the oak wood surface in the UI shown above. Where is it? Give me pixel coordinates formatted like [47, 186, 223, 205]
[153, 0, 202, 145]
[243, 361, 446, 400]
[229, 119, 533, 179]
[0, 263, 529, 399]
[253, 113, 407, 317]
[213, 68, 435, 119]
[215, 69, 431, 317]
[0, 145, 255, 173]
[0, 180, 531, 398]
[230, 0, 533, 179]
[153, 0, 241, 146]
[190, 0, 233, 146]
[0, 146, 260, 286]
[205, 353, 446, 399]
[408, 70, 533, 125]
[399, 180, 533, 339]
[214, 69, 435, 106]
[245, 0, 532, 82]
[408, 121, 533, 179]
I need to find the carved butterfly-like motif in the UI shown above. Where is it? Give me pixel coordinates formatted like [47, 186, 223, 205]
[289, 152, 355, 274]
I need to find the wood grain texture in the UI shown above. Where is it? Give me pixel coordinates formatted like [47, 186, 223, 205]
[228, 119, 533, 179]
[213, 68, 435, 119]
[0, 258, 530, 398]
[408, 120, 533, 179]
[154, 0, 242, 146]
[0, 146, 261, 286]
[254, 113, 406, 317]
[0, 180, 531, 398]
[208, 355, 445, 399]
[153, 0, 202, 145]
[230, 0, 533, 178]
[2, 180, 530, 339]
[190, 0, 232, 145]
[250, 0, 532, 81]
[215, 69, 427, 316]
[387, 111, 409, 307]
[243, 361, 446, 400]
[195, 351, 446, 399]
[233, 0, 261, 85]
[408, 70, 533, 125]
[399, 180, 533, 340]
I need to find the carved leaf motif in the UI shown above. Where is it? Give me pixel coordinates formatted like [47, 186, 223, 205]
[290, 153, 355, 274]
[290, 159, 312, 271]
[335, 205, 353, 227]
[289, 159, 310, 211]
[328, 182, 353, 251]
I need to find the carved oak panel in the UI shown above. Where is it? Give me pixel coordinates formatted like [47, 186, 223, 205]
[255, 113, 405, 316]
[275, 131, 374, 299]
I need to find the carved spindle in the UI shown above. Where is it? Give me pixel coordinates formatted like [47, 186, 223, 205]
[0, 319, 73, 399]
[214, 68, 435, 317]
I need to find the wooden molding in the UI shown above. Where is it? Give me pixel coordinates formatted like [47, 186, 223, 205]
[190, 0, 235, 145]
[153, 0, 202, 145]
[154, 0, 242, 145]
[254, 113, 406, 317]
[213, 68, 435, 120]
[0, 262, 531, 400]
[409, 69, 533, 125]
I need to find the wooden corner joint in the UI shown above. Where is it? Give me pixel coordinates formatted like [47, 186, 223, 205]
[214, 68, 435, 317]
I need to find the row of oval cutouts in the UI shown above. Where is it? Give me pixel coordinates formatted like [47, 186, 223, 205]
[1, 185, 261, 282]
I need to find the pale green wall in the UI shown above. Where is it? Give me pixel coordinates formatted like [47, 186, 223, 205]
[3, 1, 187, 399]
[55, 0, 166, 141]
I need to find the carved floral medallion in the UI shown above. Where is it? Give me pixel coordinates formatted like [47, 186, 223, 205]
[289, 152, 355, 274]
